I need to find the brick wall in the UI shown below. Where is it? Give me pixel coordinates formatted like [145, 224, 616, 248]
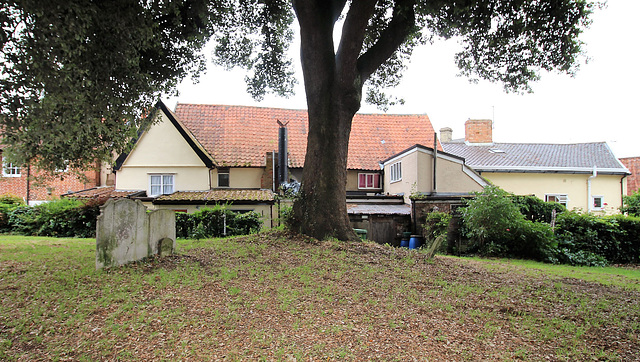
[465, 119, 493, 144]
[0, 164, 101, 204]
[620, 157, 640, 195]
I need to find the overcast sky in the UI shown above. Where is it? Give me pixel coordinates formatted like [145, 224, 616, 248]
[167, 0, 639, 159]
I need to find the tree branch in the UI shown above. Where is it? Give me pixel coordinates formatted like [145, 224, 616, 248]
[335, 0, 378, 84]
[357, 0, 416, 82]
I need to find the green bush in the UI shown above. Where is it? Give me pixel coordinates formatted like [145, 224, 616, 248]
[552, 211, 640, 265]
[622, 190, 640, 217]
[175, 205, 262, 239]
[423, 211, 451, 254]
[512, 194, 565, 223]
[5, 198, 104, 237]
[7, 206, 40, 235]
[0, 194, 25, 231]
[462, 186, 555, 260]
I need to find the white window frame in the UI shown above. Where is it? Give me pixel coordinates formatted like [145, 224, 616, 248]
[358, 173, 381, 189]
[2, 162, 21, 177]
[592, 196, 604, 211]
[389, 162, 402, 183]
[149, 174, 175, 196]
[545, 194, 569, 207]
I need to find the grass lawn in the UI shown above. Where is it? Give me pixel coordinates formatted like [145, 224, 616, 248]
[1, 231, 639, 361]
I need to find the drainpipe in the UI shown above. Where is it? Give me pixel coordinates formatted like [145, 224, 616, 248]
[587, 166, 597, 212]
[433, 132, 438, 194]
[26, 164, 31, 206]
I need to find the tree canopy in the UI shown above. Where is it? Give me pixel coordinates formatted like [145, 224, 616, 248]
[0, 0, 217, 171]
[1, 0, 598, 239]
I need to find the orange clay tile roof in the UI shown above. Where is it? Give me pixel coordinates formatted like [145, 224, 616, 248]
[155, 189, 275, 202]
[174, 103, 439, 171]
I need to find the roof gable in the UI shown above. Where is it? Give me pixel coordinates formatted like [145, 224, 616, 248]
[114, 101, 214, 171]
[174, 103, 439, 171]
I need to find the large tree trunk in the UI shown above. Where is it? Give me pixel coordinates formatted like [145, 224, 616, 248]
[290, 0, 414, 241]
[291, 94, 361, 241]
[290, 1, 362, 241]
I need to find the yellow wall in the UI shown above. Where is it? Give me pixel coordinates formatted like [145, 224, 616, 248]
[211, 167, 264, 188]
[116, 111, 211, 193]
[484, 172, 625, 214]
[346, 170, 383, 193]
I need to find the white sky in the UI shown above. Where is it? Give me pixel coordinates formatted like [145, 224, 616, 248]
[167, 0, 639, 158]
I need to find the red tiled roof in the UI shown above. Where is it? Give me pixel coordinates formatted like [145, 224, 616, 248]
[155, 189, 275, 203]
[174, 104, 439, 171]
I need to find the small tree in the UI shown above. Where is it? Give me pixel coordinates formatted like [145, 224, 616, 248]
[462, 185, 554, 259]
[622, 190, 640, 217]
[462, 186, 523, 249]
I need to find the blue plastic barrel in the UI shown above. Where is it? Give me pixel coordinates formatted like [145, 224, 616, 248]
[399, 232, 411, 248]
[409, 235, 423, 249]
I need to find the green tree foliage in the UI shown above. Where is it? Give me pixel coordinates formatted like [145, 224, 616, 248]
[462, 185, 554, 260]
[622, 190, 640, 216]
[175, 206, 262, 239]
[1, 0, 599, 240]
[5, 198, 103, 237]
[0, 0, 217, 172]
[512, 194, 566, 223]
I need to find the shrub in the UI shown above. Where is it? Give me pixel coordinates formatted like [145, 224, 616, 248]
[552, 211, 640, 265]
[175, 205, 263, 239]
[7, 206, 40, 235]
[423, 211, 451, 255]
[0, 194, 25, 231]
[462, 185, 524, 251]
[512, 194, 565, 223]
[622, 191, 640, 217]
[5, 198, 104, 237]
[462, 185, 555, 260]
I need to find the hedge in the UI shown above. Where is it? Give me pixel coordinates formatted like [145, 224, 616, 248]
[176, 205, 262, 239]
[2, 198, 104, 238]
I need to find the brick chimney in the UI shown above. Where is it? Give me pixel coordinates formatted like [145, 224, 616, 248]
[439, 127, 453, 143]
[465, 119, 492, 144]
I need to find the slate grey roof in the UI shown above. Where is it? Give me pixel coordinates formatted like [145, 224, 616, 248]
[442, 142, 630, 174]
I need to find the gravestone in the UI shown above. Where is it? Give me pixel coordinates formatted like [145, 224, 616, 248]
[96, 199, 175, 269]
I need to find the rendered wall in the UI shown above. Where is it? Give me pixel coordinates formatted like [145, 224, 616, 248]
[116, 111, 210, 192]
[210, 168, 264, 188]
[484, 172, 625, 214]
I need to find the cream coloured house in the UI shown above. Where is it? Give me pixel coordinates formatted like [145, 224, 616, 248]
[381, 144, 487, 203]
[441, 119, 630, 214]
[72, 100, 450, 235]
